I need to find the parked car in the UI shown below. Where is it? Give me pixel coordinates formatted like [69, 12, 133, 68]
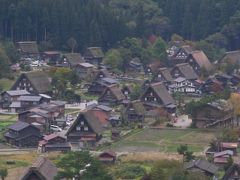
[50, 125, 62, 132]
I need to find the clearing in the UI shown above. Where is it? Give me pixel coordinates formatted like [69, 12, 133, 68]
[104, 128, 219, 153]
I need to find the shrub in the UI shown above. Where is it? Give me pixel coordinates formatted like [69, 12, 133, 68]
[115, 164, 146, 179]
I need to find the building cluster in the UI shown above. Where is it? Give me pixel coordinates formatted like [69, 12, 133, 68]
[1, 39, 240, 179]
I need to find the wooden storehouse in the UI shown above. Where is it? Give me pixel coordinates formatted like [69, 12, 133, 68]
[4, 121, 41, 147]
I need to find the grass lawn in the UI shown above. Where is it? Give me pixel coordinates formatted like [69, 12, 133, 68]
[0, 114, 17, 141]
[0, 78, 15, 91]
[104, 128, 219, 153]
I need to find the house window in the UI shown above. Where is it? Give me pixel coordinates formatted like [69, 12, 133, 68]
[144, 97, 147, 101]
[154, 98, 157, 101]
[80, 121, 84, 125]
[76, 126, 81, 131]
[84, 126, 88, 131]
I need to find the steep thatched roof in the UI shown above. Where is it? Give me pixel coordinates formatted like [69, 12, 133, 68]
[21, 157, 58, 180]
[63, 53, 84, 67]
[190, 50, 212, 71]
[17, 41, 39, 54]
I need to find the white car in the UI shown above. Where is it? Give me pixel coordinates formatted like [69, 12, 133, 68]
[50, 125, 62, 132]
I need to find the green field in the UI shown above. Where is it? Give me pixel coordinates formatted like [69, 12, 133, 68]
[0, 114, 17, 141]
[0, 78, 15, 91]
[105, 128, 219, 153]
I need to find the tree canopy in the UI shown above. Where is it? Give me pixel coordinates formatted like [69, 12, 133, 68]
[0, 0, 240, 51]
[55, 151, 112, 180]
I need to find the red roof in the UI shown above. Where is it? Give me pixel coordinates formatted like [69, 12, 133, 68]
[89, 110, 109, 126]
[43, 133, 59, 141]
[99, 151, 116, 158]
[221, 142, 238, 149]
[214, 157, 228, 164]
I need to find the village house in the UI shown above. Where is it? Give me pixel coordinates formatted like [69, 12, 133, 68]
[222, 163, 240, 180]
[61, 53, 85, 68]
[122, 100, 145, 123]
[20, 157, 58, 180]
[0, 90, 30, 108]
[9, 95, 49, 113]
[186, 50, 212, 75]
[18, 101, 65, 133]
[121, 85, 133, 100]
[86, 104, 112, 128]
[18, 108, 50, 133]
[111, 129, 121, 139]
[220, 142, 238, 155]
[219, 50, 240, 67]
[17, 41, 39, 60]
[171, 63, 198, 80]
[42, 51, 61, 65]
[184, 159, 218, 177]
[108, 115, 121, 127]
[88, 77, 118, 95]
[141, 82, 176, 113]
[168, 45, 193, 65]
[231, 74, 240, 86]
[98, 85, 125, 106]
[168, 77, 199, 95]
[11, 71, 52, 95]
[66, 111, 103, 148]
[213, 150, 234, 166]
[215, 73, 234, 88]
[93, 69, 111, 81]
[141, 79, 151, 92]
[98, 151, 117, 164]
[151, 67, 173, 86]
[38, 133, 71, 153]
[125, 58, 144, 77]
[192, 99, 234, 128]
[202, 77, 224, 94]
[145, 61, 161, 76]
[84, 47, 104, 66]
[4, 121, 41, 147]
[75, 62, 95, 79]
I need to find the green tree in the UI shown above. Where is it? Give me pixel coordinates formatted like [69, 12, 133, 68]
[2, 41, 19, 63]
[0, 168, 8, 180]
[0, 46, 11, 78]
[130, 84, 141, 100]
[221, 128, 238, 142]
[114, 164, 146, 179]
[150, 37, 167, 64]
[150, 160, 183, 180]
[104, 49, 123, 70]
[224, 156, 233, 171]
[177, 144, 195, 162]
[55, 151, 112, 180]
[67, 37, 78, 53]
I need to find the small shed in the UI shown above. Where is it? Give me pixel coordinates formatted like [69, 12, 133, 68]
[99, 151, 117, 163]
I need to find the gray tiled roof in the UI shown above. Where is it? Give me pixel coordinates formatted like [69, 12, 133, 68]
[184, 159, 218, 175]
[6, 90, 30, 96]
[8, 121, 30, 131]
[18, 95, 42, 102]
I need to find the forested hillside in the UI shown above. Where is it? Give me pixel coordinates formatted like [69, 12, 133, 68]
[0, 0, 240, 51]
